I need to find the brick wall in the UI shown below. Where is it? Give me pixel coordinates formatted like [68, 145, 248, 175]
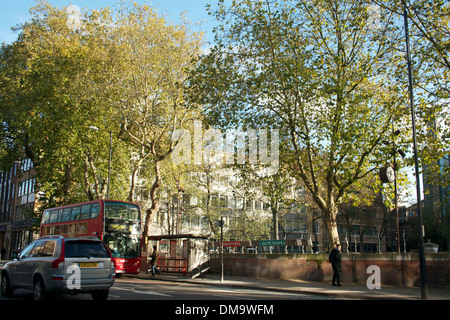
[210, 252, 450, 287]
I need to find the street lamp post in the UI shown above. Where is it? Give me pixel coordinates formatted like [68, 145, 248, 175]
[383, 129, 406, 254]
[219, 217, 224, 283]
[402, 0, 428, 300]
[88, 126, 112, 200]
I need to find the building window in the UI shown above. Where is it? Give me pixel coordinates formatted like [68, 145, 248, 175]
[364, 226, 377, 236]
[20, 158, 33, 172]
[182, 214, 190, 228]
[8, 205, 13, 222]
[228, 196, 236, 209]
[191, 215, 200, 228]
[201, 216, 209, 227]
[236, 197, 243, 209]
[245, 199, 253, 210]
[10, 183, 15, 198]
[313, 221, 319, 234]
[219, 195, 227, 208]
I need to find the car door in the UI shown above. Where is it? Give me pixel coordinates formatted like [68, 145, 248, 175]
[20, 241, 46, 288]
[9, 242, 37, 287]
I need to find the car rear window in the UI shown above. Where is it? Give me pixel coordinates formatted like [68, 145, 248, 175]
[64, 241, 110, 258]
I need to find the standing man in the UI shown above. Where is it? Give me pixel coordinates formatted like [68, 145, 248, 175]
[329, 243, 342, 286]
[150, 245, 160, 276]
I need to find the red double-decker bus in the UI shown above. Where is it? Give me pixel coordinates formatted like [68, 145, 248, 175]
[40, 200, 142, 274]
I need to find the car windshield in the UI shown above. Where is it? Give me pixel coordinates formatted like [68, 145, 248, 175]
[65, 241, 110, 258]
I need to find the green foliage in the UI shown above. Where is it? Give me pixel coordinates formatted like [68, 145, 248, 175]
[374, 0, 449, 199]
[189, 0, 410, 245]
[0, 1, 126, 206]
[0, 1, 203, 228]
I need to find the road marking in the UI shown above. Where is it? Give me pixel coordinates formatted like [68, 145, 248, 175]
[212, 293, 258, 300]
[112, 286, 173, 297]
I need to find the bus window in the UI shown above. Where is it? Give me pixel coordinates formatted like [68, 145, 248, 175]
[50, 210, 59, 223]
[42, 210, 50, 224]
[91, 203, 100, 218]
[76, 222, 88, 234]
[71, 206, 81, 220]
[80, 204, 91, 220]
[60, 224, 69, 235]
[104, 201, 140, 221]
[61, 208, 72, 222]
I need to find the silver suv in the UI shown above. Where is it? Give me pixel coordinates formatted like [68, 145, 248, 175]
[1, 236, 115, 300]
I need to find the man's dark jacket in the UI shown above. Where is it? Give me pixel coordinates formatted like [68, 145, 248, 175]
[328, 248, 342, 272]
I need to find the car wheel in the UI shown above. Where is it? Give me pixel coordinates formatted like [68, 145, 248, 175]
[1, 273, 14, 297]
[33, 277, 48, 301]
[91, 289, 109, 301]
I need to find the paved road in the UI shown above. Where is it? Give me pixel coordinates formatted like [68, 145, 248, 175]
[0, 277, 337, 300]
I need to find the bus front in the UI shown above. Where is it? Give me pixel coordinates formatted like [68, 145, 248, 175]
[103, 201, 142, 274]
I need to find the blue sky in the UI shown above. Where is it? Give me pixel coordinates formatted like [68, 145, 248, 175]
[0, 0, 217, 44]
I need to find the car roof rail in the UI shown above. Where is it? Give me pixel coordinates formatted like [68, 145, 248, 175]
[72, 236, 101, 241]
[39, 235, 65, 240]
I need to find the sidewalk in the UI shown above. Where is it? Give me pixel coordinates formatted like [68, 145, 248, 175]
[124, 271, 450, 300]
[2, 260, 448, 300]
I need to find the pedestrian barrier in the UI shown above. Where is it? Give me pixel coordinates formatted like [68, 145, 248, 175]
[156, 258, 188, 275]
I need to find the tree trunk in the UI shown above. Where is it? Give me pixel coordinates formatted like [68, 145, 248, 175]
[83, 156, 94, 201]
[140, 159, 162, 273]
[128, 158, 144, 202]
[323, 206, 340, 248]
[360, 230, 365, 253]
[271, 201, 280, 253]
[62, 160, 73, 203]
[142, 159, 162, 239]
[272, 200, 279, 241]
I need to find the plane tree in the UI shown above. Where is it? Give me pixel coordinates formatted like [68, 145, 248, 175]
[188, 0, 408, 246]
